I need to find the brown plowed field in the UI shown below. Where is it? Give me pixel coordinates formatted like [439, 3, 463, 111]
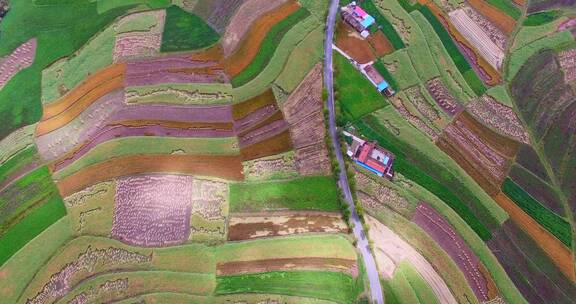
[41, 64, 126, 120]
[467, 0, 516, 35]
[228, 211, 348, 240]
[57, 154, 244, 197]
[217, 257, 357, 276]
[459, 111, 520, 158]
[493, 192, 575, 282]
[112, 120, 234, 130]
[478, 262, 499, 300]
[367, 30, 394, 57]
[232, 88, 277, 120]
[240, 130, 293, 161]
[512, 0, 525, 5]
[423, 1, 502, 85]
[222, 0, 288, 57]
[188, 43, 225, 62]
[224, 1, 300, 77]
[335, 21, 376, 64]
[37, 76, 125, 136]
[237, 111, 284, 137]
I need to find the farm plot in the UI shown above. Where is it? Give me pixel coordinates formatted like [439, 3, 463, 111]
[229, 176, 340, 212]
[221, 0, 288, 56]
[354, 169, 414, 217]
[231, 7, 311, 87]
[524, 10, 563, 26]
[189, 178, 229, 242]
[558, 48, 576, 83]
[527, 0, 576, 13]
[64, 181, 116, 236]
[0, 38, 36, 90]
[425, 77, 464, 117]
[215, 271, 358, 304]
[361, 0, 405, 50]
[217, 258, 356, 276]
[282, 65, 331, 176]
[191, 0, 244, 33]
[242, 152, 298, 181]
[436, 111, 520, 196]
[223, 1, 300, 77]
[382, 261, 439, 304]
[492, 193, 575, 282]
[365, 215, 458, 304]
[334, 52, 388, 122]
[448, 9, 505, 70]
[466, 0, 517, 34]
[239, 130, 293, 161]
[56, 154, 244, 197]
[228, 211, 347, 241]
[389, 92, 441, 140]
[335, 21, 376, 64]
[111, 174, 194, 247]
[125, 54, 228, 87]
[412, 203, 491, 301]
[488, 219, 576, 303]
[367, 30, 395, 57]
[112, 10, 165, 62]
[58, 271, 215, 304]
[508, 163, 565, 216]
[0, 146, 42, 194]
[160, 5, 220, 52]
[403, 85, 447, 129]
[125, 83, 233, 105]
[466, 95, 530, 144]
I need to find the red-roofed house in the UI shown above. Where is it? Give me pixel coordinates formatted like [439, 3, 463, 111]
[348, 135, 395, 179]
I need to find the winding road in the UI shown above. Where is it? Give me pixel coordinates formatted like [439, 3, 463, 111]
[323, 1, 385, 303]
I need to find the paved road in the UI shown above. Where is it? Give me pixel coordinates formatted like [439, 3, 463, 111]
[323, 1, 385, 303]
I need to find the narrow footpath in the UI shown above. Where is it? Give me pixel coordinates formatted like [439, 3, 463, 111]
[323, 1, 385, 303]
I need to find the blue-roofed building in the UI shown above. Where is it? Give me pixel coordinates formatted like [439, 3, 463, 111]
[361, 15, 375, 28]
[377, 80, 389, 92]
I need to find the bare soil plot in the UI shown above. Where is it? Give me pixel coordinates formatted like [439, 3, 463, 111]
[492, 192, 575, 282]
[222, 0, 288, 56]
[425, 77, 464, 117]
[436, 112, 520, 195]
[240, 130, 293, 161]
[366, 215, 458, 304]
[228, 211, 347, 240]
[232, 88, 277, 120]
[367, 30, 394, 57]
[223, 1, 300, 77]
[57, 154, 244, 197]
[217, 257, 356, 276]
[335, 21, 375, 64]
[282, 64, 331, 176]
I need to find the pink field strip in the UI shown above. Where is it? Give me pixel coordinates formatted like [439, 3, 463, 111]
[0, 38, 36, 89]
[412, 203, 489, 301]
[112, 174, 193, 247]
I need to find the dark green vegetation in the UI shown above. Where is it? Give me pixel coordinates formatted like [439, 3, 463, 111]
[334, 53, 388, 122]
[487, 0, 522, 20]
[229, 176, 341, 212]
[523, 10, 562, 26]
[355, 116, 495, 240]
[501, 178, 572, 247]
[373, 60, 400, 92]
[231, 7, 311, 87]
[510, 49, 576, 213]
[0, 0, 172, 140]
[215, 271, 358, 303]
[0, 166, 67, 266]
[397, 0, 486, 96]
[508, 164, 565, 216]
[160, 5, 220, 52]
[360, 0, 405, 49]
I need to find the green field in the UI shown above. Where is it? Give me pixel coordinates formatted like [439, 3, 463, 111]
[229, 176, 340, 212]
[232, 8, 311, 87]
[487, 0, 521, 20]
[215, 271, 357, 304]
[52, 136, 240, 180]
[160, 5, 220, 52]
[382, 261, 439, 304]
[502, 178, 572, 247]
[0, 146, 39, 184]
[95, 0, 171, 13]
[381, 50, 420, 90]
[523, 10, 562, 26]
[334, 53, 388, 122]
[486, 85, 514, 107]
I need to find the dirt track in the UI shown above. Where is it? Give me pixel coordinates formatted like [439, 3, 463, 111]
[56, 154, 244, 197]
[493, 192, 575, 282]
[217, 257, 357, 276]
[366, 215, 458, 304]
